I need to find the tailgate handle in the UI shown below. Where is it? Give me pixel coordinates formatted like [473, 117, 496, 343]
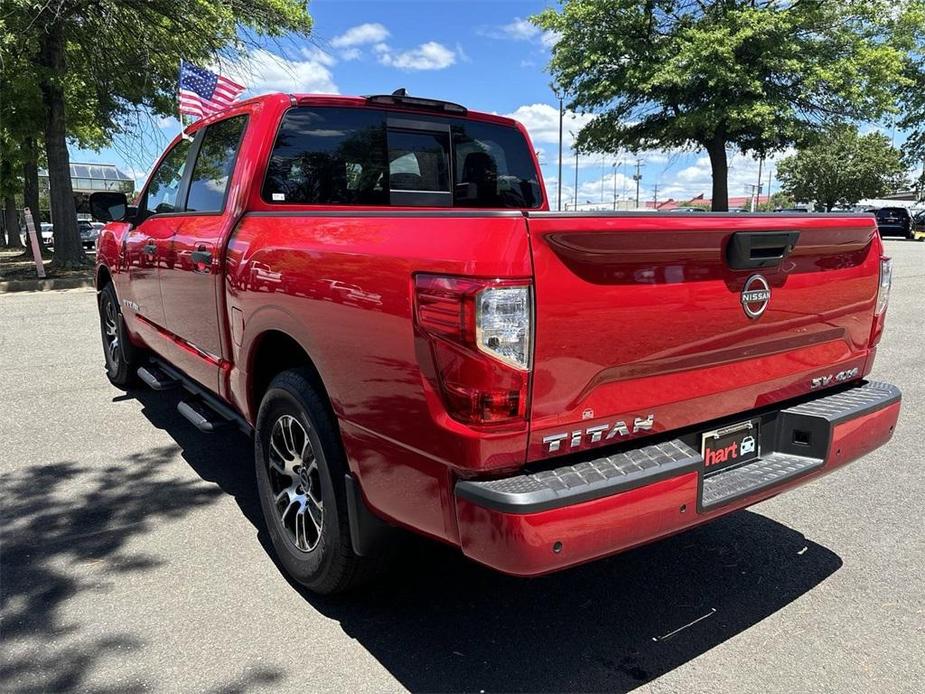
[726, 231, 799, 269]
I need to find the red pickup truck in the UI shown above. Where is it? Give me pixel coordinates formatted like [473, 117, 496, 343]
[91, 92, 901, 594]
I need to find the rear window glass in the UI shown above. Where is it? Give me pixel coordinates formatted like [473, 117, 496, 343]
[262, 106, 541, 208]
[387, 129, 450, 192]
[262, 108, 388, 206]
[876, 207, 909, 217]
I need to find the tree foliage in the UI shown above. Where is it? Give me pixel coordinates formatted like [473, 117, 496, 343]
[0, 0, 313, 267]
[534, 0, 921, 210]
[775, 126, 907, 211]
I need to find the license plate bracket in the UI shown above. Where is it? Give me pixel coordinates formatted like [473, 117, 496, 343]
[701, 419, 760, 474]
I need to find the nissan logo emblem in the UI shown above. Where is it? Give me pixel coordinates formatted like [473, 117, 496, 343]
[741, 274, 771, 319]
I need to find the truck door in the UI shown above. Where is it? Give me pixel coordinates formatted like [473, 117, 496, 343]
[160, 114, 248, 390]
[123, 138, 192, 328]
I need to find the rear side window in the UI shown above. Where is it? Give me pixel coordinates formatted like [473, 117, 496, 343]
[262, 106, 541, 208]
[452, 120, 541, 208]
[185, 115, 247, 213]
[262, 108, 388, 205]
[144, 139, 191, 216]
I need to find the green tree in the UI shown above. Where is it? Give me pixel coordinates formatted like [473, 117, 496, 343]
[775, 126, 907, 211]
[1, 0, 312, 268]
[534, 0, 919, 211]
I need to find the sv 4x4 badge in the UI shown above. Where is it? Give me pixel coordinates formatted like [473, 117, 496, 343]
[811, 367, 859, 389]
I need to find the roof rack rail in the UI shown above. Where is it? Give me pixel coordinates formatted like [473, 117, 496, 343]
[365, 92, 467, 115]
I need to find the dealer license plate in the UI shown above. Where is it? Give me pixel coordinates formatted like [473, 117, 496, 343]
[701, 420, 760, 474]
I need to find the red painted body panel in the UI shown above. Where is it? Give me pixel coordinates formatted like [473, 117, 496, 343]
[456, 401, 900, 576]
[224, 213, 534, 477]
[93, 93, 900, 574]
[525, 214, 880, 461]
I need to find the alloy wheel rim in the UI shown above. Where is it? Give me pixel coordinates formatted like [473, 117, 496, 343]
[103, 298, 120, 370]
[267, 414, 323, 552]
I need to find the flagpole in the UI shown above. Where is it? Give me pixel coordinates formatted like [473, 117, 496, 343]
[178, 60, 193, 141]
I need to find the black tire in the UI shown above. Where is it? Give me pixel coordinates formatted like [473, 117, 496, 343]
[98, 283, 140, 388]
[255, 369, 380, 594]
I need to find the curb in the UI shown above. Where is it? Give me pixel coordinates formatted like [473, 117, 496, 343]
[0, 277, 95, 294]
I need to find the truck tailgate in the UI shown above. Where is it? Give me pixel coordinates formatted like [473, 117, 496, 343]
[524, 212, 880, 462]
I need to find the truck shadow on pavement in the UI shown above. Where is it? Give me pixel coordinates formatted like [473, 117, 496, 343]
[137, 388, 845, 693]
[1, 386, 843, 693]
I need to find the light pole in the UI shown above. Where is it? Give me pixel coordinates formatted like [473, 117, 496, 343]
[569, 130, 578, 211]
[612, 161, 619, 211]
[551, 84, 564, 212]
[752, 156, 764, 212]
[633, 159, 643, 209]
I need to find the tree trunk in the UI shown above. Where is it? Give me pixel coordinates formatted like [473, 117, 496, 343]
[705, 137, 729, 212]
[3, 192, 19, 248]
[1, 158, 20, 248]
[39, 21, 85, 268]
[22, 136, 46, 253]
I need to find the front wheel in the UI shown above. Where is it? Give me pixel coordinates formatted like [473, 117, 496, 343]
[255, 369, 382, 594]
[98, 283, 140, 388]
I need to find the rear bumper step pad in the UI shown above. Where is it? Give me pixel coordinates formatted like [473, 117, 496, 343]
[456, 381, 901, 515]
[700, 453, 821, 509]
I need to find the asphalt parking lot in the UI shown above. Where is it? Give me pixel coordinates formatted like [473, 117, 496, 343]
[1, 239, 923, 693]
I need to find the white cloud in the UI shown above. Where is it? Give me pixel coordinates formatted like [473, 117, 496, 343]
[339, 48, 362, 61]
[504, 103, 595, 150]
[481, 17, 559, 49]
[540, 30, 561, 49]
[499, 18, 538, 41]
[377, 41, 456, 71]
[223, 48, 338, 95]
[331, 23, 390, 48]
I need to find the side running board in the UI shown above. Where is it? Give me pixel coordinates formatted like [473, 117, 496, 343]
[177, 399, 232, 433]
[137, 364, 179, 390]
[136, 360, 252, 435]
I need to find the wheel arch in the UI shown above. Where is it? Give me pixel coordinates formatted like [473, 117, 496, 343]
[246, 328, 337, 426]
[96, 264, 113, 291]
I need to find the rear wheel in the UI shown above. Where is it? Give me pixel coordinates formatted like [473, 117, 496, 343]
[255, 369, 382, 593]
[98, 283, 140, 388]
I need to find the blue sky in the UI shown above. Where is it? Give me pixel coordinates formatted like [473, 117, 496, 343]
[70, 0, 910, 208]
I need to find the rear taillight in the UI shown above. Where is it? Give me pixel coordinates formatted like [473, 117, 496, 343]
[876, 257, 892, 315]
[869, 256, 893, 348]
[414, 275, 532, 425]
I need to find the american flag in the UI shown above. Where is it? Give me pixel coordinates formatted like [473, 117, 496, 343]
[178, 60, 245, 118]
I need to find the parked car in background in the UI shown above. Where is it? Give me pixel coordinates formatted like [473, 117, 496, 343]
[672, 206, 708, 212]
[78, 220, 99, 248]
[873, 207, 913, 239]
[40, 222, 54, 246]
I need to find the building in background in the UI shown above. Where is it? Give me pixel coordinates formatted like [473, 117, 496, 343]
[38, 162, 135, 220]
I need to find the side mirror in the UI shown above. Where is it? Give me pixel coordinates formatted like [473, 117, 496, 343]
[89, 191, 135, 223]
